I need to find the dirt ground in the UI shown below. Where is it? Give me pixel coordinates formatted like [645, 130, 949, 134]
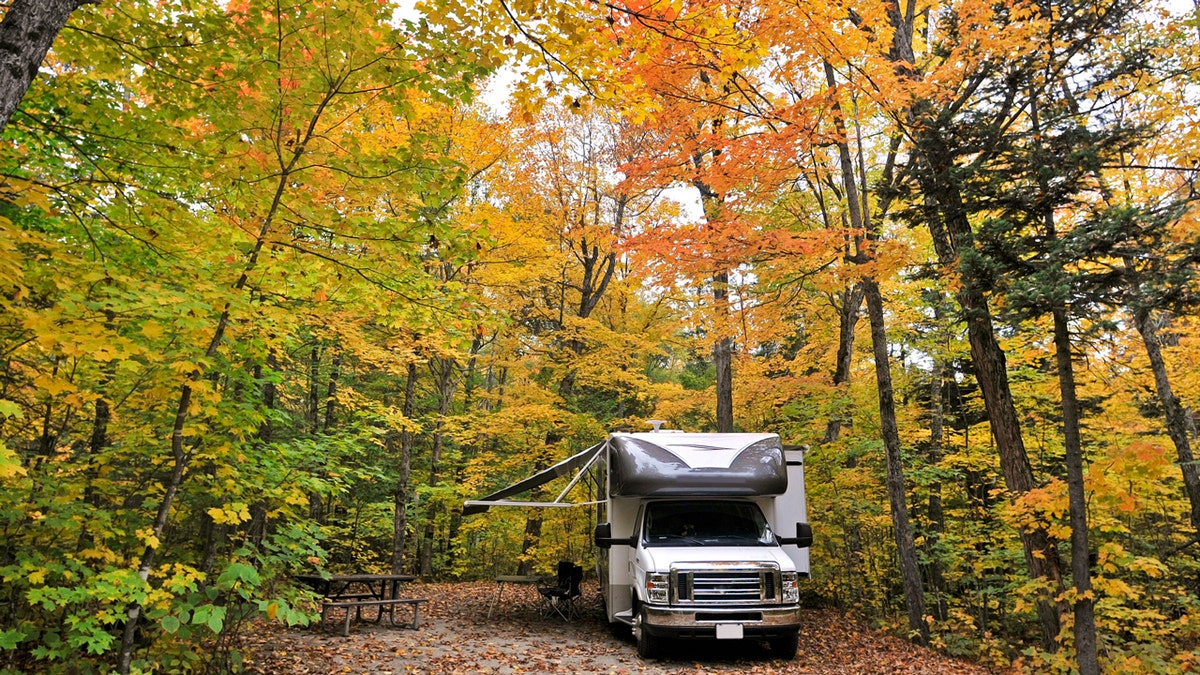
[245, 582, 999, 675]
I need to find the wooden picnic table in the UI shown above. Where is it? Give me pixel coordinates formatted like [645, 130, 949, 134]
[295, 573, 422, 636]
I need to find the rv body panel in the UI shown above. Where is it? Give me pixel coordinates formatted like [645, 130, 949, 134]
[768, 448, 810, 575]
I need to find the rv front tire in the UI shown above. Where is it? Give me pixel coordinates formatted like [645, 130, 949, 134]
[634, 610, 660, 659]
[769, 631, 799, 660]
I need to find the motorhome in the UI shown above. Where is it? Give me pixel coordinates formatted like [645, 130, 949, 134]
[464, 428, 812, 659]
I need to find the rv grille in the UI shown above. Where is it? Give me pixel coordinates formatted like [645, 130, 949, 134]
[671, 564, 780, 605]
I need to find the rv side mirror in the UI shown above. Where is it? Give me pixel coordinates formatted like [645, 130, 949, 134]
[779, 522, 814, 548]
[594, 522, 634, 548]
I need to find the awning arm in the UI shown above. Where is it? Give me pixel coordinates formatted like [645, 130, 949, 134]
[462, 440, 606, 516]
[554, 447, 603, 503]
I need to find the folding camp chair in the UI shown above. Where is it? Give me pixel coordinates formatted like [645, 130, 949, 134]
[537, 562, 583, 621]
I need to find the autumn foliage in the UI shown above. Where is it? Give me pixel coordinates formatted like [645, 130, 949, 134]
[0, 0, 1199, 672]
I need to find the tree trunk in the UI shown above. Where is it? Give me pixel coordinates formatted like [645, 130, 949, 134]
[925, 350, 950, 621]
[713, 269, 734, 433]
[246, 350, 278, 548]
[1052, 308, 1100, 675]
[824, 284, 865, 444]
[391, 361, 417, 575]
[323, 351, 340, 432]
[1134, 308, 1200, 539]
[693, 168, 734, 433]
[419, 357, 455, 578]
[0, 0, 91, 135]
[307, 345, 321, 434]
[877, 0, 1065, 645]
[864, 280, 930, 644]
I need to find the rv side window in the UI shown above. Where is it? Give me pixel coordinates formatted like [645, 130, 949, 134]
[642, 501, 776, 547]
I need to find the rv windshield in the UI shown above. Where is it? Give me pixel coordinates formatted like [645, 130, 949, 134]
[642, 501, 776, 547]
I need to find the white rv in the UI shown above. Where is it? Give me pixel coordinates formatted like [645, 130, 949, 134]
[464, 429, 812, 659]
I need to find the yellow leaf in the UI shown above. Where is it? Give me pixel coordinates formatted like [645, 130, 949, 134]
[0, 442, 26, 479]
[141, 321, 165, 340]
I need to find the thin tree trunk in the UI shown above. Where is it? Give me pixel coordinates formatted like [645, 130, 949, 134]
[391, 361, 417, 575]
[1027, 78, 1098, 669]
[693, 168, 734, 433]
[323, 351, 340, 432]
[419, 356, 455, 578]
[308, 345, 321, 434]
[246, 350, 278, 547]
[447, 334, 486, 558]
[880, 0, 1065, 647]
[1133, 308, 1200, 539]
[925, 348, 949, 621]
[864, 280, 930, 644]
[823, 284, 865, 444]
[713, 269, 734, 433]
[1052, 308, 1100, 675]
[915, 156, 1065, 648]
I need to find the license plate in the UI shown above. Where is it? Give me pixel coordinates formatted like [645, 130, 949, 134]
[716, 623, 744, 640]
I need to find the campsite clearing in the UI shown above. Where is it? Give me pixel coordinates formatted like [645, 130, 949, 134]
[246, 581, 999, 674]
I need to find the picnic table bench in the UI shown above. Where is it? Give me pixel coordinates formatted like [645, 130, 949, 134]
[296, 573, 424, 636]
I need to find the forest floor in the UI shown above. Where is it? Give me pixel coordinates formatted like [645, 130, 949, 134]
[245, 581, 1000, 674]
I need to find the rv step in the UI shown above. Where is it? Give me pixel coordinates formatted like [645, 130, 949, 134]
[614, 610, 634, 625]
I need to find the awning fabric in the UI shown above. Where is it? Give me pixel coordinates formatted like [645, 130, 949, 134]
[461, 441, 605, 516]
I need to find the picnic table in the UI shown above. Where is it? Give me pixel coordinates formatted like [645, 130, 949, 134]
[295, 573, 423, 636]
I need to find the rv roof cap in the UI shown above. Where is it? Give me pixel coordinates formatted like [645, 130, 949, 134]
[646, 419, 668, 431]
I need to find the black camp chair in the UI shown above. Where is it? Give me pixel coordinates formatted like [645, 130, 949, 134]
[537, 562, 583, 621]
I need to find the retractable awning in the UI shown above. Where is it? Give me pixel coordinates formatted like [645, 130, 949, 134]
[461, 441, 606, 516]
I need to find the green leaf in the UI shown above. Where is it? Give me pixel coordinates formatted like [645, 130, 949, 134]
[206, 606, 226, 634]
[0, 628, 26, 650]
[0, 400, 20, 419]
[216, 561, 260, 590]
[160, 616, 180, 634]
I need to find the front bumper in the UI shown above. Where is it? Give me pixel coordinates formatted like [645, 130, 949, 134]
[640, 604, 801, 639]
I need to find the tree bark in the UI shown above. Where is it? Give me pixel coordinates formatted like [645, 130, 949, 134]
[419, 356, 455, 578]
[1052, 308, 1100, 675]
[823, 285, 865, 444]
[693, 168, 734, 433]
[713, 269, 734, 433]
[0, 0, 92, 135]
[876, 0, 1065, 647]
[323, 351, 340, 432]
[925, 338, 950, 621]
[864, 280, 930, 644]
[1133, 308, 1200, 540]
[391, 361, 417, 575]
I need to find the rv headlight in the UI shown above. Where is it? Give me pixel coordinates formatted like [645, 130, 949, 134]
[782, 571, 799, 603]
[646, 572, 669, 604]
